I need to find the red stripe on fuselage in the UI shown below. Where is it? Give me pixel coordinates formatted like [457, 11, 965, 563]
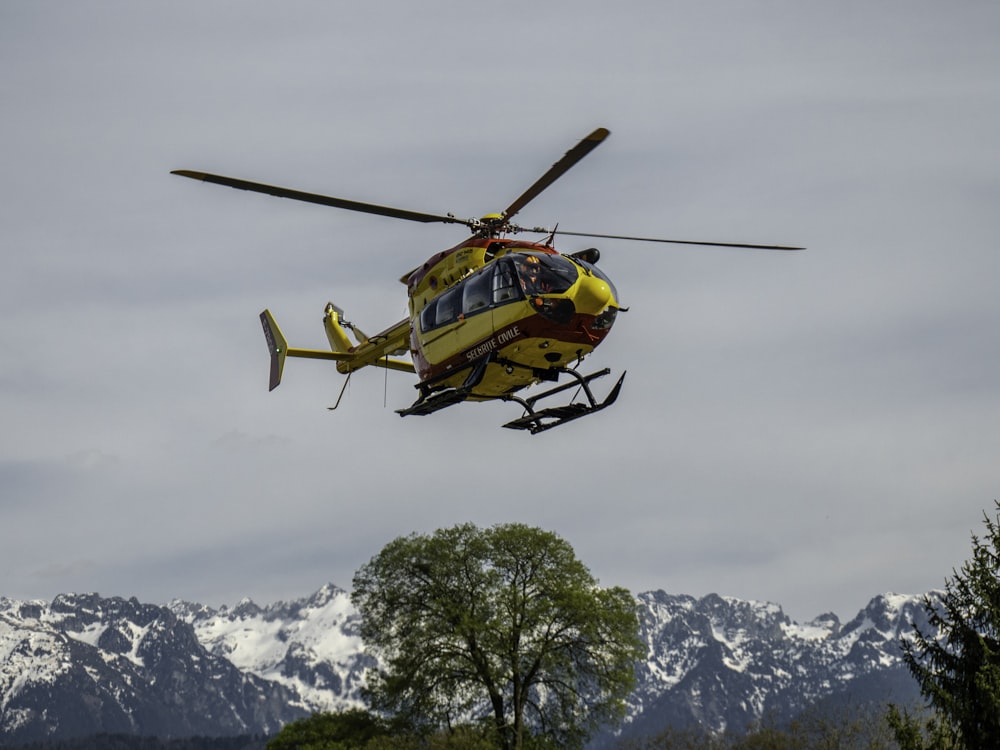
[414, 311, 610, 386]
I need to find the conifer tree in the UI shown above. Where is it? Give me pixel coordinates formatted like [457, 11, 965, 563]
[900, 501, 1000, 748]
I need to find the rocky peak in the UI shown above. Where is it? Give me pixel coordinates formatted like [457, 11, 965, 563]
[2, 586, 931, 746]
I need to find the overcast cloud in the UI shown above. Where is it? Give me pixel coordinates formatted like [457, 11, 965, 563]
[2, 1, 999, 624]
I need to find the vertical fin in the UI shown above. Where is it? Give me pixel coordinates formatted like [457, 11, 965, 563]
[260, 310, 287, 391]
[323, 303, 355, 352]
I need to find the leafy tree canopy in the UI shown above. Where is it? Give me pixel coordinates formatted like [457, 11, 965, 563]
[351, 522, 644, 750]
[266, 709, 388, 750]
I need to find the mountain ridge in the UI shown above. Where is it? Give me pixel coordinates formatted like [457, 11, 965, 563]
[1, 585, 930, 745]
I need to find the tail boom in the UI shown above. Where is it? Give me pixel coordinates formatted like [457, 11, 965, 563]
[259, 307, 414, 391]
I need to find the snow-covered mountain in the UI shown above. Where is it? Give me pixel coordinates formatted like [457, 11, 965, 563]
[0, 593, 306, 745]
[613, 591, 928, 744]
[169, 583, 374, 714]
[0, 585, 931, 745]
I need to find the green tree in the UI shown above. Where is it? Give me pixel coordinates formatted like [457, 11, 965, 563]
[621, 702, 897, 750]
[885, 704, 958, 750]
[351, 522, 644, 750]
[266, 709, 389, 750]
[898, 501, 1000, 748]
[362, 724, 499, 749]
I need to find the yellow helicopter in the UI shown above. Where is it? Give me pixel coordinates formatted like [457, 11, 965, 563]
[173, 127, 801, 433]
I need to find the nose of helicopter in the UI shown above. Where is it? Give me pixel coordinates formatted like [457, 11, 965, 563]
[573, 272, 614, 317]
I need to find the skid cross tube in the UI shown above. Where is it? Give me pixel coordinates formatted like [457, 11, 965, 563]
[519, 367, 609, 409]
[501, 367, 626, 434]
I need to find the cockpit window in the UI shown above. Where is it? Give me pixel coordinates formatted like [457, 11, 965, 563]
[514, 253, 578, 295]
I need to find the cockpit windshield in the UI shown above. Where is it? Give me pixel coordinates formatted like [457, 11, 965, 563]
[514, 253, 578, 296]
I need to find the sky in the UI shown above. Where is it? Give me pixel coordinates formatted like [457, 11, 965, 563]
[2, 1, 999, 624]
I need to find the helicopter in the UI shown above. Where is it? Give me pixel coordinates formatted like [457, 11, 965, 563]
[172, 127, 802, 434]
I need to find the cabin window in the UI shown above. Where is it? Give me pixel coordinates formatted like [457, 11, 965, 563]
[492, 258, 520, 304]
[420, 286, 462, 331]
[420, 258, 529, 333]
[462, 268, 492, 315]
[419, 299, 437, 332]
[435, 287, 461, 325]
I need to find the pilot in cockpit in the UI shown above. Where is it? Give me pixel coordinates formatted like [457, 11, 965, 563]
[519, 256, 549, 294]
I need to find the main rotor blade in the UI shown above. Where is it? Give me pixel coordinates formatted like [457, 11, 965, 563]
[546, 228, 804, 250]
[502, 127, 610, 221]
[170, 170, 470, 226]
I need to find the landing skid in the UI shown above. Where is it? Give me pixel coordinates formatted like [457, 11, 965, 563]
[396, 356, 625, 435]
[395, 356, 489, 418]
[501, 367, 626, 434]
[396, 359, 625, 433]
